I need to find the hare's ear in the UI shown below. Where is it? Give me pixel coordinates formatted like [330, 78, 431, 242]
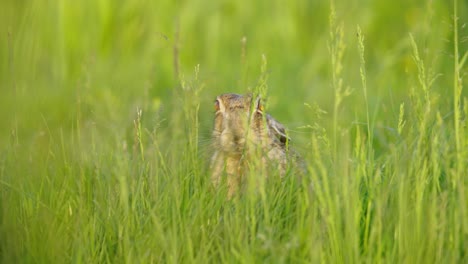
[214, 97, 226, 112]
[254, 97, 264, 112]
[267, 116, 290, 144]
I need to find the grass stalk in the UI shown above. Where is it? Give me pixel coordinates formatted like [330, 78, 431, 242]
[452, 0, 463, 185]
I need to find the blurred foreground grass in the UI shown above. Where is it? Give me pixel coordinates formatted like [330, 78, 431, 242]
[0, 0, 467, 263]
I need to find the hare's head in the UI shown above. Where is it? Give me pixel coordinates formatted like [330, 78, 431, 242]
[212, 93, 288, 154]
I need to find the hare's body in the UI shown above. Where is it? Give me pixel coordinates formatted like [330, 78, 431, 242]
[210, 93, 297, 197]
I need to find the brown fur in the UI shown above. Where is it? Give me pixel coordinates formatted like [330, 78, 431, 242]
[210, 93, 300, 198]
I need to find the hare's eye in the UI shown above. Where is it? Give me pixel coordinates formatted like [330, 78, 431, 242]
[214, 100, 220, 111]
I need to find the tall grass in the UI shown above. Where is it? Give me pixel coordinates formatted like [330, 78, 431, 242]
[0, 0, 467, 263]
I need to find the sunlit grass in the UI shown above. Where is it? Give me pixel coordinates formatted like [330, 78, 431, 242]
[0, 0, 467, 263]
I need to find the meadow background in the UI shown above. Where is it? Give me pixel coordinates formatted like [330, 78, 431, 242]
[1, 0, 467, 263]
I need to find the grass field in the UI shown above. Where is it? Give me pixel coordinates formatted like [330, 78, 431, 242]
[1, 0, 467, 263]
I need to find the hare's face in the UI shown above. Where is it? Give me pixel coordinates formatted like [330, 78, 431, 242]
[213, 93, 253, 154]
[212, 93, 287, 155]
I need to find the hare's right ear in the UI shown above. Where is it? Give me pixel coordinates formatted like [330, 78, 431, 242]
[254, 97, 264, 113]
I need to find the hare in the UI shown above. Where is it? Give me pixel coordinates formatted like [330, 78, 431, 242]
[209, 93, 301, 198]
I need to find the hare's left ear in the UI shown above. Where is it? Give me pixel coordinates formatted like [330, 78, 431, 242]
[214, 96, 226, 112]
